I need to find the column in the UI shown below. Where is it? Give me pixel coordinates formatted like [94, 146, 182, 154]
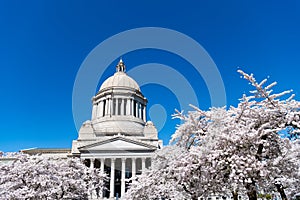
[90, 158, 95, 198]
[111, 99, 115, 115]
[100, 102, 103, 117]
[143, 104, 146, 122]
[131, 158, 136, 178]
[121, 158, 126, 197]
[105, 99, 109, 116]
[97, 102, 102, 118]
[100, 158, 105, 173]
[99, 101, 103, 117]
[110, 158, 115, 198]
[139, 103, 142, 119]
[116, 98, 119, 115]
[135, 101, 139, 118]
[131, 99, 134, 116]
[121, 99, 125, 115]
[92, 104, 97, 120]
[90, 158, 94, 169]
[108, 98, 111, 116]
[100, 158, 105, 198]
[141, 157, 146, 173]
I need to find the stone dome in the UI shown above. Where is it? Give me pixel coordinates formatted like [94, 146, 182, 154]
[99, 71, 140, 92]
[90, 59, 147, 136]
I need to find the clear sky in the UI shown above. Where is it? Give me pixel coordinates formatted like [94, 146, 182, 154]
[1, 1, 300, 152]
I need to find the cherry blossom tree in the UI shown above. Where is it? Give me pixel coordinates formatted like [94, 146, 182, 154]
[232, 70, 300, 199]
[124, 146, 190, 199]
[171, 70, 300, 200]
[0, 153, 106, 199]
[125, 70, 300, 200]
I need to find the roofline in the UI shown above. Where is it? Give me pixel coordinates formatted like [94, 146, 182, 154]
[21, 148, 71, 151]
[21, 148, 71, 154]
[0, 157, 17, 161]
[78, 135, 158, 150]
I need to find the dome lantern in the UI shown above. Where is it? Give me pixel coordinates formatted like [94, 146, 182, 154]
[116, 58, 126, 72]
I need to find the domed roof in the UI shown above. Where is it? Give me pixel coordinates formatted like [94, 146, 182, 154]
[99, 59, 140, 91]
[100, 72, 140, 91]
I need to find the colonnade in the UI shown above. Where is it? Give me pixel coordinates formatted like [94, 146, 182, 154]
[84, 157, 150, 198]
[92, 98, 146, 121]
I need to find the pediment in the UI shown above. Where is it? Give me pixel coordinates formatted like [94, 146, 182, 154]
[78, 136, 157, 152]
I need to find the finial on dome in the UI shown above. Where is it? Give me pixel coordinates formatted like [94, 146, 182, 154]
[116, 58, 126, 72]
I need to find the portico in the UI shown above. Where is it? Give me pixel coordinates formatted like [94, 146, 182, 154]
[83, 156, 151, 198]
[78, 135, 157, 198]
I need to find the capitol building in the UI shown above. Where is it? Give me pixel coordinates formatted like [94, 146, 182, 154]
[71, 59, 162, 198]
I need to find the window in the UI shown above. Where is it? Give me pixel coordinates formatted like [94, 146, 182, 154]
[84, 159, 91, 168]
[141, 104, 144, 120]
[112, 99, 116, 115]
[133, 100, 137, 117]
[103, 100, 106, 116]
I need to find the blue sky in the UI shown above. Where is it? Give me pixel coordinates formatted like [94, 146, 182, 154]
[1, 1, 300, 152]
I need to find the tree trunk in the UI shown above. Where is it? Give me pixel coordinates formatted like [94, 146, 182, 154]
[275, 183, 288, 200]
[232, 190, 238, 200]
[247, 190, 257, 200]
[256, 134, 267, 161]
[181, 183, 198, 200]
[191, 195, 198, 200]
[245, 182, 257, 200]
